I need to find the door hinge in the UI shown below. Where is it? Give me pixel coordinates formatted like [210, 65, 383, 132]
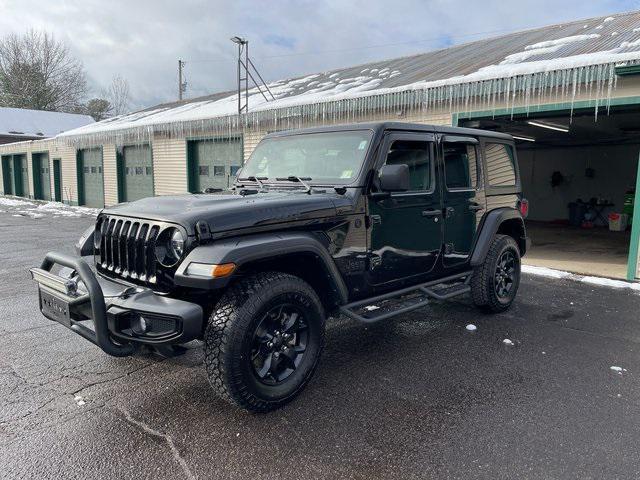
[196, 220, 212, 241]
[366, 215, 382, 228]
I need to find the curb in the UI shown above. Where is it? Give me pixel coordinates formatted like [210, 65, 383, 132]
[522, 264, 640, 292]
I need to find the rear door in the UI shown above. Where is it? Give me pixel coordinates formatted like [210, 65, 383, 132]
[440, 135, 484, 267]
[368, 132, 443, 285]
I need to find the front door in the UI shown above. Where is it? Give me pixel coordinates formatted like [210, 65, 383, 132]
[440, 136, 484, 267]
[13, 154, 28, 197]
[368, 133, 442, 286]
[53, 159, 62, 202]
[1, 156, 12, 195]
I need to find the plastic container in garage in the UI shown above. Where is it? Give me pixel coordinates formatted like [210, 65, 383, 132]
[608, 213, 629, 231]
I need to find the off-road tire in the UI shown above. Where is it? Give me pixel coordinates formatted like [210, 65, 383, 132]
[471, 234, 521, 313]
[204, 272, 325, 413]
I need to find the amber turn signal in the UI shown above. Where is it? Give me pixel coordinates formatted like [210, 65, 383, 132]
[211, 263, 236, 278]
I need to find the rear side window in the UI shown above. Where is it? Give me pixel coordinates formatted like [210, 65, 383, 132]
[443, 143, 478, 189]
[485, 143, 517, 187]
[384, 140, 432, 191]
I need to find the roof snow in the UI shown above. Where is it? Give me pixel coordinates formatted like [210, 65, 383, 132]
[0, 108, 94, 138]
[60, 10, 640, 140]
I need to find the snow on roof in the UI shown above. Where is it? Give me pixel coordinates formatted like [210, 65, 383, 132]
[61, 10, 640, 142]
[0, 107, 94, 138]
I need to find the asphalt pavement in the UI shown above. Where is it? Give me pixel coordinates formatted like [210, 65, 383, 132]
[1, 202, 640, 480]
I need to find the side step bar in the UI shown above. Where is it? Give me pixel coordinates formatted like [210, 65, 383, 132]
[339, 271, 472, 324]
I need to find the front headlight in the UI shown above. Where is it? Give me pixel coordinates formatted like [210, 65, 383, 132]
[155, 227, 186, 267]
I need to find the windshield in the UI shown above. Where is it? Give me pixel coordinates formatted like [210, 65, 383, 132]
[240, 130, 372, 185]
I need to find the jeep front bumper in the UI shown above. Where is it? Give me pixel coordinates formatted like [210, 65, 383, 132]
[30, 251, 203, 357]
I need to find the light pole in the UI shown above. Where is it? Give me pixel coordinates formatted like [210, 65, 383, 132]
[231, 36, 248, 114]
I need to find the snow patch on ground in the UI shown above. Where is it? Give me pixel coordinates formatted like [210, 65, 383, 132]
[581, 276, 640, 291]
[522, 264, 572, 279]
[0, 196, 99, 218]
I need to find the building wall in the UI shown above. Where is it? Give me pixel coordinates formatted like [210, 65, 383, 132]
[103, 144, 118, 206]
[2, 77, 640, 204]
[153, 137, 188, 195]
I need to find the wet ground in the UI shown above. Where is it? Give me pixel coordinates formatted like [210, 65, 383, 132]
[1, 201, 640, 479]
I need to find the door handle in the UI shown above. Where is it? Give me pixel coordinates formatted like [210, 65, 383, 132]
[422, 209, 440, 217]
[468, 203, 484, 212]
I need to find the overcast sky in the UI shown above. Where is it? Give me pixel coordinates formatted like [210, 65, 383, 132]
[1, 0, 639, 110]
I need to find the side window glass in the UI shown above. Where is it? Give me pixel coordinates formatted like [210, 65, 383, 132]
[384, 140, 431, 191]
[485, 143, 516, 187]
[443, 143, 478, 189]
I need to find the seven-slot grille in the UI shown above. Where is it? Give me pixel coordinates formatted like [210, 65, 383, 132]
[96, 215, 161, 285]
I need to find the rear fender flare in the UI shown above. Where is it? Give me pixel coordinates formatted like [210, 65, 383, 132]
[470, 208, 525, 266]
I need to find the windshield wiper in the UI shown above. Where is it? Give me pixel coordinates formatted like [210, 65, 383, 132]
[237, 176, 269, 191]
[276, 176, 312, 193]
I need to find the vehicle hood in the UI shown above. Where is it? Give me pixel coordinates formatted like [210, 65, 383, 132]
[102, 191, 352, 235]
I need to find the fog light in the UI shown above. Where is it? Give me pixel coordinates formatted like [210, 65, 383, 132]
[132, 314, 149, 335]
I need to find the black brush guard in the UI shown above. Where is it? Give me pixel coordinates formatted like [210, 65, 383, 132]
[30, 252, 202, 357]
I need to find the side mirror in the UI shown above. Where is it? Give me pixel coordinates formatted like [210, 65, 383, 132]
[379, 164, 410, 192]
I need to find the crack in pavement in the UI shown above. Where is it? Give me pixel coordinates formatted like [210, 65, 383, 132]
[118, 407, 196, 480]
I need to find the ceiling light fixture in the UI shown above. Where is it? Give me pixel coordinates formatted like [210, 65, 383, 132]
[512, 135, 536, 142]
[526, 120, 570, 133]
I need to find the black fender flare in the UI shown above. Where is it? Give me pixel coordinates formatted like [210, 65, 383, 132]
[174, 232, 349, 304]
[470, 208, 525, 267]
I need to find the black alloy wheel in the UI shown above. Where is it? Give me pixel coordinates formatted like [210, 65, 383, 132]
[251, 304, 308, 384]
[494, 250, 517, 299]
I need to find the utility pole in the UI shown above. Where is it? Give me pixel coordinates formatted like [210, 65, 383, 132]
[178, 59, 187, 100]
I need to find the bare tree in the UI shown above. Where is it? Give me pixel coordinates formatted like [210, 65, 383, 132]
[0, 30, 87, 112]
[106, 74, 131, 116]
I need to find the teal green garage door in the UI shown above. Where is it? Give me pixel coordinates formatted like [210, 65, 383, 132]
[13, 154, 28, 197]
[77, 148, 104, 208]
[188, 138, 242, 192]
[32, 152, 51, 201]
[122, 145, 153, 202]
[1, 155, 13, 195]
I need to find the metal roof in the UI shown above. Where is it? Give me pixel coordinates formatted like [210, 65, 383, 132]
[0, 107, 94, 138]
[154, 10, 640, 110]
[60, 10, 640, 143]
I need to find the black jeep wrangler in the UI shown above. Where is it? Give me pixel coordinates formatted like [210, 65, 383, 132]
[31, 122, 528, 412]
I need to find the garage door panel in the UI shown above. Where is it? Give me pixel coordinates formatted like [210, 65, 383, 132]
[193, 138, 242, 192]
[34, 153, 51, 201]
[123, 145, 153, 202]
[81, 148, 104, 208]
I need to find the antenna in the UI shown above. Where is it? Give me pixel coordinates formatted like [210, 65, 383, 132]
[230, 36, 275, 114]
